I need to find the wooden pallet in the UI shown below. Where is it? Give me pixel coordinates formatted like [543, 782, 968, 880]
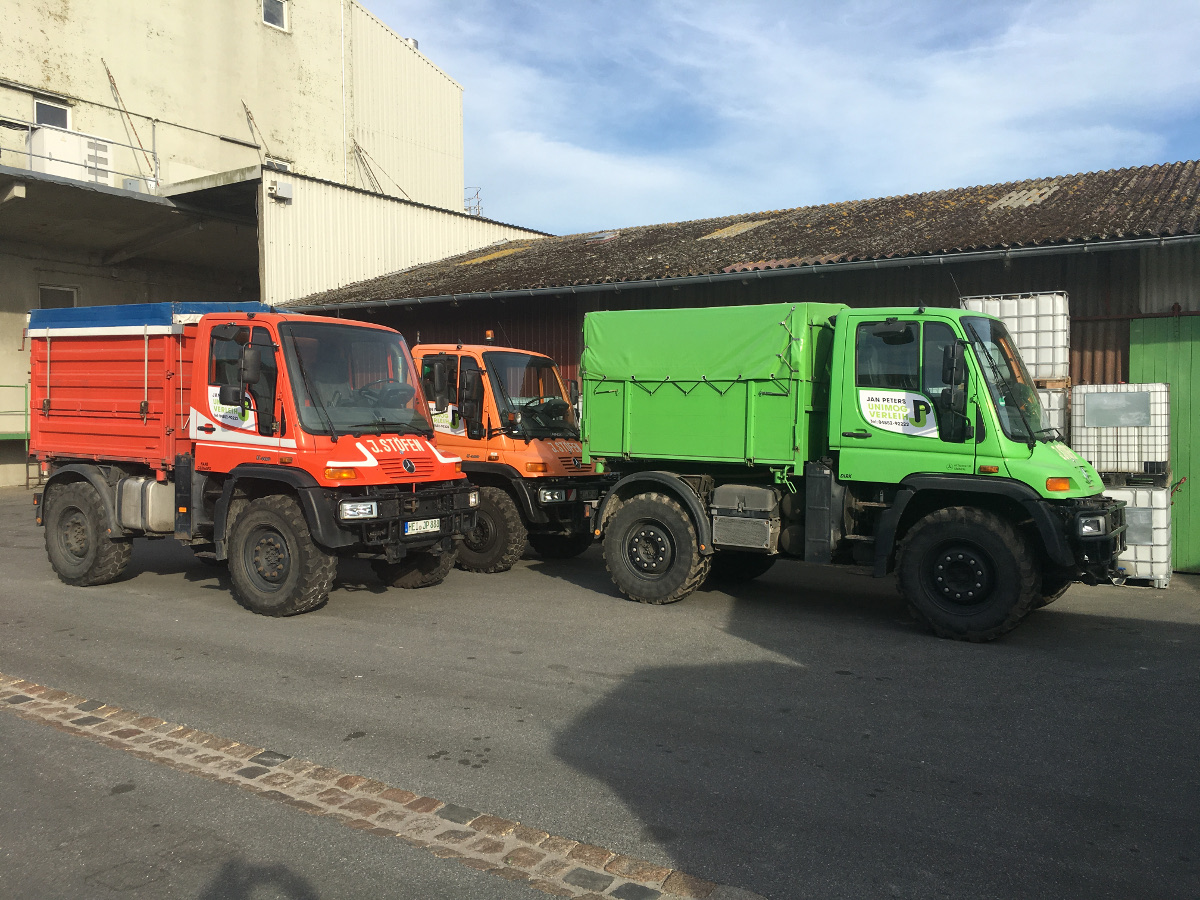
[1034, 377, 1072, 391]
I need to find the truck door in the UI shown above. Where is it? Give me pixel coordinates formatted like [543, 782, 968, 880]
[196, 324, 286, 450]
[420, 353, 466, 437]
[832, 316, 976, 484]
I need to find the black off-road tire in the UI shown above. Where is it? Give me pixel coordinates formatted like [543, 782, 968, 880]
[227, 495, 337, 616]
[1032, 567, 1074, 609]
[43, 481, 132, 587]
[897, 506, 1039, 642]
[373, 547, 456, 588]
[528, 531, 593, 559]
[603, 492, 710, 604]
[456, 486, 526, 573]
[708, 550, 777, 584]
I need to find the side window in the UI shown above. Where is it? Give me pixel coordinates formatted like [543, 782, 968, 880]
[209, 327, 248, 387]
[856, 321, 919, 390]
[419, 354, 458, 404]
[247, 327, 280, 437]
[922, 322, 958, 397]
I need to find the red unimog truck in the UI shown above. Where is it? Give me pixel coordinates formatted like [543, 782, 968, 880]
[412, 340, 612, 572]
[28, 302, 479, 616]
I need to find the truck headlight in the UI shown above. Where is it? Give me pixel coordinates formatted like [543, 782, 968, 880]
[469, 490, 479, 508]
[339, 500, 378, 520]
[1079, 515, 1105, 536]
[538, 487, 568, 504]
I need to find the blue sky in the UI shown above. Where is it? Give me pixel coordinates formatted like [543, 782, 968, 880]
[370, 0, 1200, 236]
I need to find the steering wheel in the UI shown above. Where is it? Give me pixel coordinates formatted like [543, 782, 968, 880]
[522, 396, 570, 422]
[358, 378, 416, 406]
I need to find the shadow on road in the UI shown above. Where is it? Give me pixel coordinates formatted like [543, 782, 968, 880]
[197, 857, 319, 900]
[552, 562, 1200, 900]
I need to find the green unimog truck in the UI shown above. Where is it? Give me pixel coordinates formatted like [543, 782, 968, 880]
[581, 302, 1127, 641]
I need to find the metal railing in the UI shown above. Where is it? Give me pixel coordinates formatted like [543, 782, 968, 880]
[0, 115, 159, 192]
[0, 384, 29, 441]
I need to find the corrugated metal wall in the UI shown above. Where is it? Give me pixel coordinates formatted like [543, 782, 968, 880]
[348, 246, 1200, 392]
[261, 176, 543, 305]
[1141, 243, 1200, 313]
[350, 3, 464, 211]
[358, 249, 1149, 383]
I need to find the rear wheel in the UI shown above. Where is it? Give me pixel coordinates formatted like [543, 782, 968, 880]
[604, 492, 710, 604]
[43, 481, 131, 587]
[373, 547, 456, 588]
[227, 495, 337, 616]
[897, 506, 1038, 641]
[456, 486, 526, 573]
[708, 550, 777, 584]
[528, 531, 593, 559]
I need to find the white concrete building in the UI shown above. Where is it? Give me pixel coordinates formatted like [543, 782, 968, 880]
[0, 0, 545, 484]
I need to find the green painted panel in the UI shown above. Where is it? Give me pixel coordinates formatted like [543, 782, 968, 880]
[1130, 317, 1200, 572]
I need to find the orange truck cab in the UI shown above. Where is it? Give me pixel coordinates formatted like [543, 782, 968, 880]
[28, 303, 479, 616]
[412, 342, 614, 572]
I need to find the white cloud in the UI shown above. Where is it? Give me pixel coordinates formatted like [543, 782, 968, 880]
[368, 0, 1200, 234]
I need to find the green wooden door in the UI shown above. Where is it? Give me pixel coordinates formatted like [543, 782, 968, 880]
[1130, 317, 1199, 572]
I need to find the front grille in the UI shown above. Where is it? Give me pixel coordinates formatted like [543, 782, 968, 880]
[379, 457, 435, 480]
[557, 455, 591, 473]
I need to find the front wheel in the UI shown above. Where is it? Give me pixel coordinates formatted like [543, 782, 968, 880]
[1032, 567, 1074, 609]
[528, 531, 593, 559]
[43, 481, 132, 586]
[897, 506, 1039, 641]
[372, 548, 456, 589]
[227, 495, 337, 616]
[603, 492, 710, 604]
[456, 486, 526, 573]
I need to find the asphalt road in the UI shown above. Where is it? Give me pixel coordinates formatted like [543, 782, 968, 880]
[1, 484, 1198, 899]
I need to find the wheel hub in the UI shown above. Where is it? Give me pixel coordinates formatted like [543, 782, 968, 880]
[251, 532, 289, 584]
[932, 546, 991, 604]
[62, 510, 90, 560]
[464, 514, 494, 552]
[627, 524, 672, 576]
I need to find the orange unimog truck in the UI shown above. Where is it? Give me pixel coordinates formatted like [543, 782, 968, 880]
[412, 340, 613, 572]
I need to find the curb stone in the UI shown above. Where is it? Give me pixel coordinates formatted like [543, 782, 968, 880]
[0, 670, 756, 900]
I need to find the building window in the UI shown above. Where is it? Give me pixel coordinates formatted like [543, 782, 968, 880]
[39, 286, 77, 309]
[263, 0, 288, 30]
[34, 100, 69, 130]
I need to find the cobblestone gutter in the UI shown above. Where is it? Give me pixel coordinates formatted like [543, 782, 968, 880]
[0, 671, 763, 900]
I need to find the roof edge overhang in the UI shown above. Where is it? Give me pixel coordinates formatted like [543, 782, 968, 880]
[288, 231, 1200, 313]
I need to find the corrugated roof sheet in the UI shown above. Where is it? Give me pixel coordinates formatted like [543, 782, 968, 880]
[288, 160, 1200, 308]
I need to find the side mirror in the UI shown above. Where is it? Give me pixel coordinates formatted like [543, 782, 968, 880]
[431, 361, 450, 413]
[240, 347, 262, 385]
[941, 341, 966, 386]
[218, 385, 245, 407]
[569, 379, 580, 407]
[466, 421, 485, 440]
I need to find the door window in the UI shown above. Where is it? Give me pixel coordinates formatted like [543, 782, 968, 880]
[854, 320, 965, 443]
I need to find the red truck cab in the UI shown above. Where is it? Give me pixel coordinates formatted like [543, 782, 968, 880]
[29, 303, 478, 615]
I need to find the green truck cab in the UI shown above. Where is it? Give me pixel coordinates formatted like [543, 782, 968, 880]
[582, 302, 1126, 641]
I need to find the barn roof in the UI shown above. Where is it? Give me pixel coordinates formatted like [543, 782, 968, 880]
[289, 160, 1200, 310]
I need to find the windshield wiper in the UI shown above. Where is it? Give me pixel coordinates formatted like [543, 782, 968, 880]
[966, 324, 1038, 450]
[364, 419, 432, 438]
[286, 335, 340, 443]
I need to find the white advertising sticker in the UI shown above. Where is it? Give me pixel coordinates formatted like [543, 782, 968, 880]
[859, 390, 938, 438]
[209, 385, 257, 431]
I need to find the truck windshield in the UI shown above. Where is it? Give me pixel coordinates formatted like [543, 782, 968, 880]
[483, 351, 578, 438]
[279, 321, 434, 438]
[962, 316, 1052, 444]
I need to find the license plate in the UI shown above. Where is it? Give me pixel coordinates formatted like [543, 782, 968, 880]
[403, 517, 441, 536]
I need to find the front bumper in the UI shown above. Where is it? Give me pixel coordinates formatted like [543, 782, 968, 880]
[1050, 496, 1128, 583]
[310, 480, 477, 557]
[516, 475, 616, 532]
